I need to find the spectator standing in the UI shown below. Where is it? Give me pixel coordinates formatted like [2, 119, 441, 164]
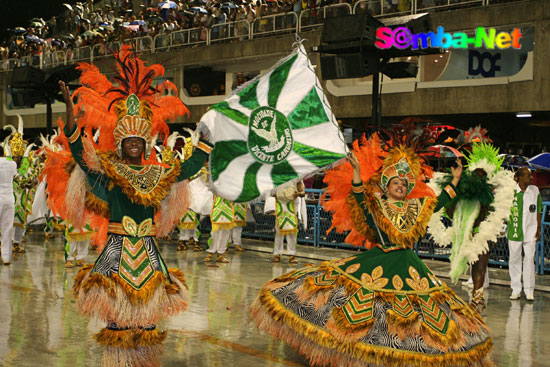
[508, 167, 542, 301]
[533, 168, 550, 202]
[231, 72, 246, 90]
[245, 4, 255, 24]
[235, 6, 248, 39]
[256, 3, 268, 32]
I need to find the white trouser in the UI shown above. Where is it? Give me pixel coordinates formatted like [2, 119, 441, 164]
[504, 301, 534, 367]
[208, 229, 230, 254]
[13, 225, 25, 243]
[67, 240, 89, 261]
[231, 226, 243, 245]
[273, 229, 297, 256]
[0, 202, 15, 263]
[178, 229, 195, 241]
[508, 240, 536, 294]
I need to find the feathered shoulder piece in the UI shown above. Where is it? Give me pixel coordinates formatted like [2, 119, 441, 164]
[321, 133, 385, 248]
[73, 45, 189, 163]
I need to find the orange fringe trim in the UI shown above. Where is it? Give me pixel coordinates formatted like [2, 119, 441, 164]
[325, 309, 375, 343]
[386, 307, 419, 327]
[298, 287, 334, 310]
[95, 328, 167, 348]
[345, 193, 376, 243]
[76, 270, 178, 305]
[317, 263, 362, 295]
[251, 289, 494, 367]
[85, 191, 110, 218]
[73, 264, 95, 296]
[100, 155, 181, 209]
[420, 317, 461, 352]
[302, 272, 361, 297]
[386, 309, 422, 341]
[329, 307, 375, 331]
[165, 268, 187, 294]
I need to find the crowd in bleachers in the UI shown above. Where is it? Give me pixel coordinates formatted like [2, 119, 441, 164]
[1, 0, 518, 66]
[0, 0, 353, 63]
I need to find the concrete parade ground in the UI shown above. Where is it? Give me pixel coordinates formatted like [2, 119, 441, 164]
[0, 232, 548, 367]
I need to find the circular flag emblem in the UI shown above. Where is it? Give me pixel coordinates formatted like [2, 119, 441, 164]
[247, 106, 293, 165]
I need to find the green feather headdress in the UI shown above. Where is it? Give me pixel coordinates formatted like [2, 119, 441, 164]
[465, 142, 504, 177]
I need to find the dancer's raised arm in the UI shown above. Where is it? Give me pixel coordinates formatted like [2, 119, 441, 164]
[59, 81, 75, 131]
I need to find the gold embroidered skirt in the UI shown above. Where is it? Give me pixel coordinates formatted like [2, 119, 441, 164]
[250, 247, 494, 367]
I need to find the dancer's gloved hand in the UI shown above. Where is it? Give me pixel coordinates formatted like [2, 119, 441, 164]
[184, 128, 200, 147]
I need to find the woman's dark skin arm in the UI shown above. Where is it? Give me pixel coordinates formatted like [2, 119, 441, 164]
[59, 81, 75, 131]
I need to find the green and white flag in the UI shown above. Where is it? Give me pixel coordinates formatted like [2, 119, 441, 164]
[200, 44, 347, 202]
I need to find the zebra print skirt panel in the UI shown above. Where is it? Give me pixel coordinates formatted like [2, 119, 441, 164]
[92, 234, 167, 277]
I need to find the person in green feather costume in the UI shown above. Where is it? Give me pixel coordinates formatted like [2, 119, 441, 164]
[428, 142, 516, 312]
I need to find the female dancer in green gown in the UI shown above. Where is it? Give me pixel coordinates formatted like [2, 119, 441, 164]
[250, 134, 494, 367]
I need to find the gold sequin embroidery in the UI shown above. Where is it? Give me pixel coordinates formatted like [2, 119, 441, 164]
[377, 197, 425, 234]
[360, 265, 389, 288]
[392, 275, 404, 290]
[346, 263, 361, 274]
[112, 162, 165, 195]
[405, 266, 430, 291]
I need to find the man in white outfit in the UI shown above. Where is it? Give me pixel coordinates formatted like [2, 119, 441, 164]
[508, 167, 542, 301]
[0, 147, 18, 265]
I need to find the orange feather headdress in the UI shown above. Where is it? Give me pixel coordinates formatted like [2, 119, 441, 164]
[73, 45, 189, 160]
[321, 129, 436, 249]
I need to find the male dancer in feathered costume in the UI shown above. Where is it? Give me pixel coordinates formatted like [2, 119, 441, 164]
[427, 142, 515, 312]
[45, 46, 213, 367]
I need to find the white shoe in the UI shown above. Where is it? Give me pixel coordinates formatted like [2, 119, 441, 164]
[509, 292, 521, 300]
[525, 292, 534, 301]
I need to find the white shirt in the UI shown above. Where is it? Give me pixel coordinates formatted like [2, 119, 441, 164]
[0, 158, 17, 203]
[518, 184, 541, 242]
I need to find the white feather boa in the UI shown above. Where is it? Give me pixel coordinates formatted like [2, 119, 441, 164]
[427, 169, 516, 280]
